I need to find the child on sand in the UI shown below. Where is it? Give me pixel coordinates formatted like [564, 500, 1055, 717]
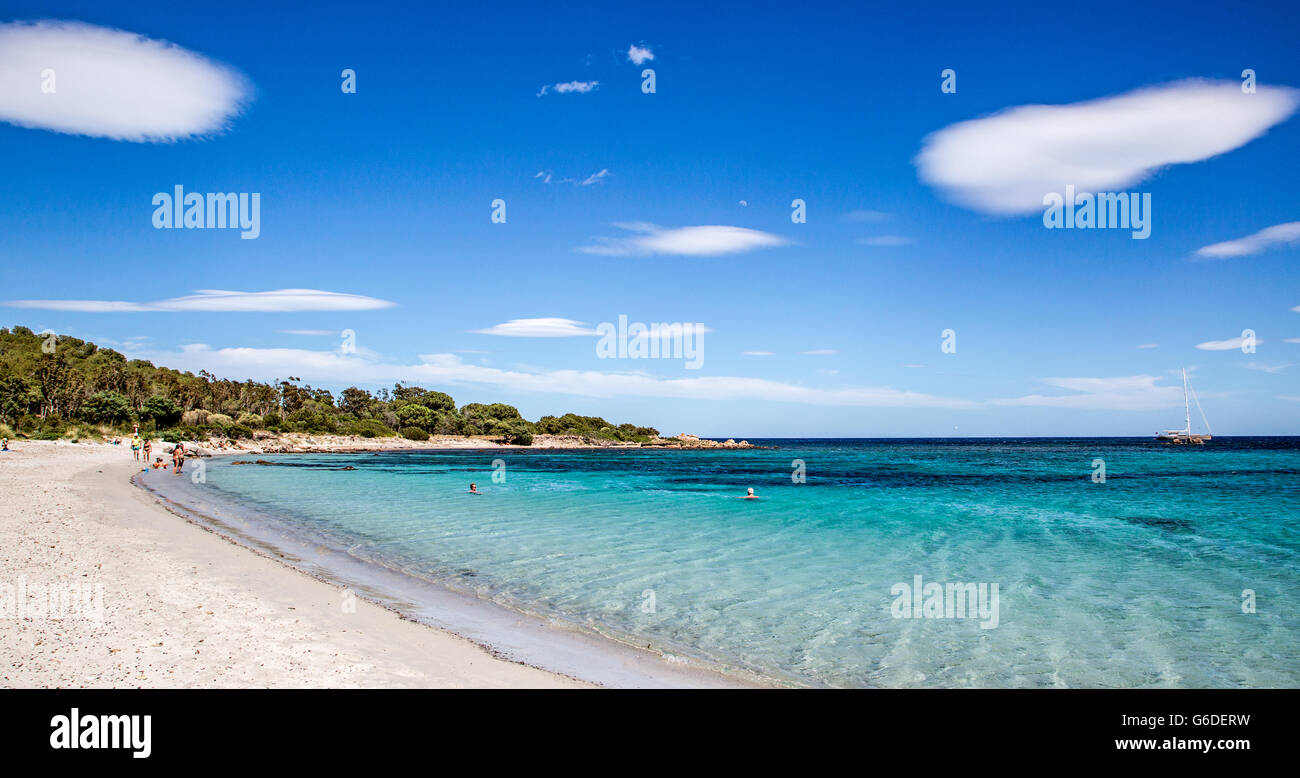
[131, 434, 142, 460]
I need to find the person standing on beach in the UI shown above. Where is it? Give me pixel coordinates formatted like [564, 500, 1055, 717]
[172, 442, 185, 475]
[131, 433, 142, 460]
[142, 438, 152, 463]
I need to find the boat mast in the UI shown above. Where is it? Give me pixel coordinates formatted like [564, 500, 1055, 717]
[1182, 367, 1191, 435]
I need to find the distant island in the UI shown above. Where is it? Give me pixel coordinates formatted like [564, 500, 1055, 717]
[0, 326, 750, 449]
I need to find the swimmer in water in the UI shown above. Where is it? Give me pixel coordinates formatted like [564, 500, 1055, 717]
[741, 487, 757, 499]
[469, 482, 480, 494]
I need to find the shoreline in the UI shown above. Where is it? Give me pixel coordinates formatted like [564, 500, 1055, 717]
[0, 440, 761, 688]
[133, 452, 775, 688]
[77, 431, 759, 458]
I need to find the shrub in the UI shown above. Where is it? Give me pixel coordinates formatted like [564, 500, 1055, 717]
[235, 412, 263, 429]
[160, 429, 182, 443]
[493, 418, 533, 446]
[344, 419, 393, 438]
[182, 409, 210, 427]
[400, 426, 429, 441]
[207, 413, 234, 429]
[228, 424, 253, 439]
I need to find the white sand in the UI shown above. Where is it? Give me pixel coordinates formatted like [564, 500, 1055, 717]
[0, 441, 585, 688]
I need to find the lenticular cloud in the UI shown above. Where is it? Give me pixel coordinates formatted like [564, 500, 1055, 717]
[916, 80, 1300, 215]
[0, 20, 250, 142]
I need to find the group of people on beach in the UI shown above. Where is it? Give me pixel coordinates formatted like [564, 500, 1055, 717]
[130, 426, 186, 474]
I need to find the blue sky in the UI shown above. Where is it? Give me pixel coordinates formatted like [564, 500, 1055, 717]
[2, 0, 1298, 436]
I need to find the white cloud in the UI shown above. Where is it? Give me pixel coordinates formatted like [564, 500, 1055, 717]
[916, 80, 1300, 215]
[3, 289, 395, 313]
[627, 44, 654, 65]
[856, 235, 914, 246]
[472, 318, 599, 337]
[0, 20, 249, 142]
[1279, 395, 1300, 402]
[1245, 362, 1291, 373]
[1286, 338, 1300, 344]
[579, 223, 789, 257]
[535, 168, 610, 186]
[1196, 336, 1262, 351]
[993, 375, 1184, 410]
[1136, 343, 1159, 349]
[127, 345, 975, 409]
[1195, 221, 1300, 258]
[742, 350, 774, 356]
[802, 349, 838, 356]
[537, 80, 599, 97]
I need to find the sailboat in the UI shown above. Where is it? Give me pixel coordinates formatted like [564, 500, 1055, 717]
[1155, 367, 1212, 445]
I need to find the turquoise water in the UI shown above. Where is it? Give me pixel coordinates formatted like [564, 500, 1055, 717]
[148, 438, 1300, 687]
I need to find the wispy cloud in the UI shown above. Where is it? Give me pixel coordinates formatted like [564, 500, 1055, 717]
[3, 289, 395, 313]
[1245, 362, 1291, 373]
[626, 44, 654, 65]
[0, 20, 250, 142]
[1195, 221, 1300, 259]
[472, 318, 599, 337]
[856, 235, 914, 246]
[993, 375, 1184, 410]
[278, 329, 339, 336]
[1196, 336, 1262, 351]
[535, 168, 610, 186]
[802, 349, 838, 355]
[537, 80, 599, 97]
[579, 223, 789, 257]
[742, 350, 774, 356]
[127, 345, 976, 409]
[1136, 343, 1159, 349]
[916, 80, 1300, 215]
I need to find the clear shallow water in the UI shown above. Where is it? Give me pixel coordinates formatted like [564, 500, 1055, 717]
[146, 438, 1300, 687]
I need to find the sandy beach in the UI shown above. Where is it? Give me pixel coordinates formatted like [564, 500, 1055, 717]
[0, 440, 587, 688]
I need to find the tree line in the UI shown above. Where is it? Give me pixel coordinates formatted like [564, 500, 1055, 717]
[0, 326, 660, 445]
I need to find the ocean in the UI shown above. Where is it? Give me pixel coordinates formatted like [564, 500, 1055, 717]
[139, 438, 1300, 688]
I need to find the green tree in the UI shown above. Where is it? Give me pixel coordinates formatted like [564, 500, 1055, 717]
[81, 391, 134, 425]
[139, 396, 183, 427]
[396, 403, 435, 430]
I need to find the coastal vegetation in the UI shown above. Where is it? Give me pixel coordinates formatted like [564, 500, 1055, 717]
[0, 326, 659, 446]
